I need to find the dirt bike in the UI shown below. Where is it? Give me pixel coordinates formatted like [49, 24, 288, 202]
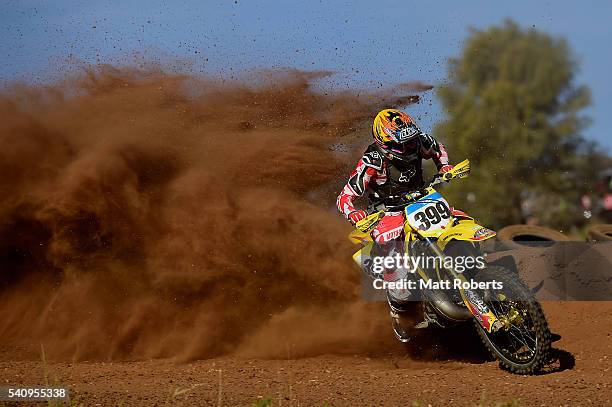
[348, 160, 552, 374]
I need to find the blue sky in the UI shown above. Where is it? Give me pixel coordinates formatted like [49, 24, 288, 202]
[1, 0, 611, 149]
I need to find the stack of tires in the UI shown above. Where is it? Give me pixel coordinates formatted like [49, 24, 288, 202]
[495, 223, 612, 301]
[586, 224, 612, 242]
[496, 225, 570, 250]
[496, 224, 612, 246]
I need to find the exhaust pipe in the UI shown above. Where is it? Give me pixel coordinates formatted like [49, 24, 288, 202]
[418, 242, 473, 321]
[426, 290, 472, 321]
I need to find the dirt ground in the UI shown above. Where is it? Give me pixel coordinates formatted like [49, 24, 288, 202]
[1, 301, 610, 407]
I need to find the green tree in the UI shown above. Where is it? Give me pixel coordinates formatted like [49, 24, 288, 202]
[434, 20, 592, 229]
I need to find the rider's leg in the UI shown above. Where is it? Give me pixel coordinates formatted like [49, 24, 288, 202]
[371, 211, 404, 243]
[371, 211, 406, 289]
[371, 212, 415, 342]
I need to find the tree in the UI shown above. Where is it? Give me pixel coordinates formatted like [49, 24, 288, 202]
[434, 20, 593, 229]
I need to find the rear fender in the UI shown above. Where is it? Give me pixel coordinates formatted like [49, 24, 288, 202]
[348, 229, 373, 245]
[352, 242, 374, 269]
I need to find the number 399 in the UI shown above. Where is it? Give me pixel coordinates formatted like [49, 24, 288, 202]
[412, 202, 451, 230]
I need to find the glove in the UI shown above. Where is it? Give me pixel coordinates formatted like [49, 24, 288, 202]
[348, 210, 367, 225]
[439, 165, 454, 174]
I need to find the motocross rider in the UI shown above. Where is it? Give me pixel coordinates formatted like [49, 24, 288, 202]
[337, 108, 454, 241]
[336, 108, 456, 340]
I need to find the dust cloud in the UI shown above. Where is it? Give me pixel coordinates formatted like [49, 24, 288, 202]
[0, 66, 425, 361]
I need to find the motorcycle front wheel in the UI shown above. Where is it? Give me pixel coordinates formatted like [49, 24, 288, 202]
[473, 266, 551, 374]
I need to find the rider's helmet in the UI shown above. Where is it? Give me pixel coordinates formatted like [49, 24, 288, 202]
[372, 109, 421, 163]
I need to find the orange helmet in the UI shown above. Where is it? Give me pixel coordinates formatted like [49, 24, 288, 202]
[372, 109, 422, 161]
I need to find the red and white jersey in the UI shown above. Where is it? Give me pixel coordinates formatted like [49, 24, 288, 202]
[337, 135, 449, 219]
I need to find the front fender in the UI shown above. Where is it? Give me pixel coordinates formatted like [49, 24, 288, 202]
[437, 219, 496, 243]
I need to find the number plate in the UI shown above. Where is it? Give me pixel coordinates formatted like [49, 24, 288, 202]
[405, 192, 452, 232]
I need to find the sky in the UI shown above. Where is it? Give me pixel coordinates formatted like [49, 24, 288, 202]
[1, 0, 611, 149]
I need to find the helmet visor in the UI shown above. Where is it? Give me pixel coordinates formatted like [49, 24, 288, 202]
[392, 123, 420, 143]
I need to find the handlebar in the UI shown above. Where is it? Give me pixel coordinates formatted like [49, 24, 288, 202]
[357, 159, 471, 232]
[396, 171, 453, 206]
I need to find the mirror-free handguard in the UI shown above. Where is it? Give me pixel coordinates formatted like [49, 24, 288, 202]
[443, 159, 470, 182]
[431, 159, 471, 187]
[355, 211, 385, 233]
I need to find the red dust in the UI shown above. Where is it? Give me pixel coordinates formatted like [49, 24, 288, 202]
[0, 66, 427, 362]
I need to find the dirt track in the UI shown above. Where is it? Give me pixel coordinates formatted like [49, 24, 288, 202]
[1, 301, 610, 406]
[1, 68, 611, 406]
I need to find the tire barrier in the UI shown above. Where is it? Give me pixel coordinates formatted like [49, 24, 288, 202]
[586, 224, 612, 242]
[497, 224, 571, 251]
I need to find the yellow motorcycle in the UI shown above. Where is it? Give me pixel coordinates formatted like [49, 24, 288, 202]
[349, 160, 552, 374]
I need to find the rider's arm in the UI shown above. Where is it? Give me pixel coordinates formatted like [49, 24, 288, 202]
[337, 148, 384, 220]
[419, 133, 450, 171]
